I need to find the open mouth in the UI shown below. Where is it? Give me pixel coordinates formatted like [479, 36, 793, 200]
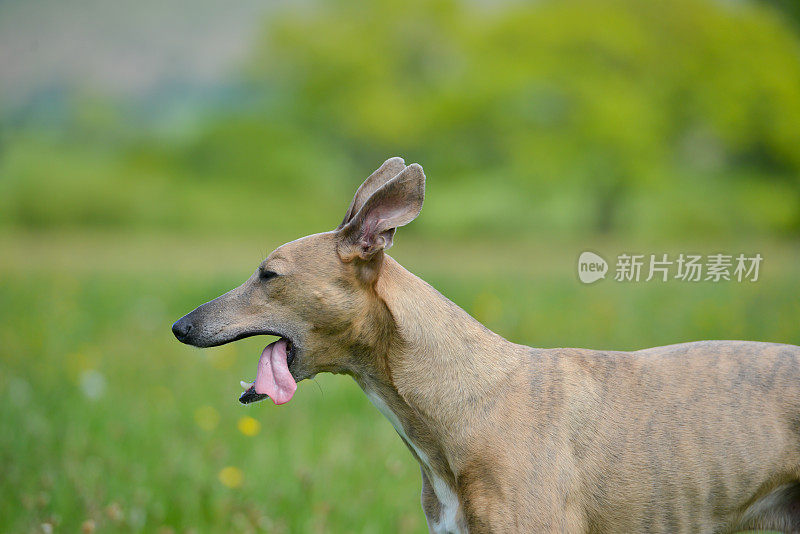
[238, 337, 297, 406]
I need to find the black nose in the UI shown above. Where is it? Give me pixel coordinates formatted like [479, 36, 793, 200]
[172, 318, 193, 342]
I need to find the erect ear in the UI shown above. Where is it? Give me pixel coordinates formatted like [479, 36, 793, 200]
[339, 157, 407, 228]
[337, 163, 425, 263]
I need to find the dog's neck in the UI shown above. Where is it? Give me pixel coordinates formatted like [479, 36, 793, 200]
[351, 255, 523, 489]
[376, 256, 518, 427]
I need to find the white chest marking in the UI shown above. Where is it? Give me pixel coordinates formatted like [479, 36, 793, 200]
[364, 390, 462, 534]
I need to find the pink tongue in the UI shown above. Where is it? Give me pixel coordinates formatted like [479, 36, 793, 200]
[254, 339, 297, 405]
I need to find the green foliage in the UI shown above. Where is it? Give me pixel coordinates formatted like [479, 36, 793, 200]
[247, 0, 800, 234]
[3, 0, 800, 238]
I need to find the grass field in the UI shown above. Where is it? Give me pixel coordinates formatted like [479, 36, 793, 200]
[2, 230, 799, 533]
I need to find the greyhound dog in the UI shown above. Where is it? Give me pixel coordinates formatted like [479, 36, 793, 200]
[173, 157, 800, 533]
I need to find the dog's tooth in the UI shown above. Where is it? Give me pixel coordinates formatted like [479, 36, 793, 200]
[240, 380, 254, 390]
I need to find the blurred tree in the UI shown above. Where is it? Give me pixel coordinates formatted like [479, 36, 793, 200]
[4, 0, 800, 238]
[242, 0, 800, 235]
[757, 0, 800, 33]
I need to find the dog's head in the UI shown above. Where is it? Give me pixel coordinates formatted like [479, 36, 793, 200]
[172, 158, 425, 404]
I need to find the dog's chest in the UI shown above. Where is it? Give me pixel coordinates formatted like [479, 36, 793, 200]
[364, 389, 462, 534]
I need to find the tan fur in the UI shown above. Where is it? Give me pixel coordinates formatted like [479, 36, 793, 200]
[174, 158, 800, 533]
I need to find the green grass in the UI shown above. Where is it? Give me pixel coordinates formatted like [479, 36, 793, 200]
[1, 230, 799, 533]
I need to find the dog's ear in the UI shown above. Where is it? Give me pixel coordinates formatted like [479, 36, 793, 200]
[339, 157, 406, 228]
[337, 163, 425, 270]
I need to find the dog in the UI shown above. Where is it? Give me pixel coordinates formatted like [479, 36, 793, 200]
[173, 157, 800, 533]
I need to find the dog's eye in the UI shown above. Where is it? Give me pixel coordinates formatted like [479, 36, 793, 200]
[259, 269, 278, 281]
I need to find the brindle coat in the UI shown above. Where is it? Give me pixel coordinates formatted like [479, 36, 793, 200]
[173, 157, 800, 533]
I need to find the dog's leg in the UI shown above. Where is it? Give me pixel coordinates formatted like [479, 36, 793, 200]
[455, 467, 586, 533]
[421, 467, 444, 533]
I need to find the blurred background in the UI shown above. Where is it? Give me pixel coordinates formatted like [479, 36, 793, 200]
[1, 0, 799, 532]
